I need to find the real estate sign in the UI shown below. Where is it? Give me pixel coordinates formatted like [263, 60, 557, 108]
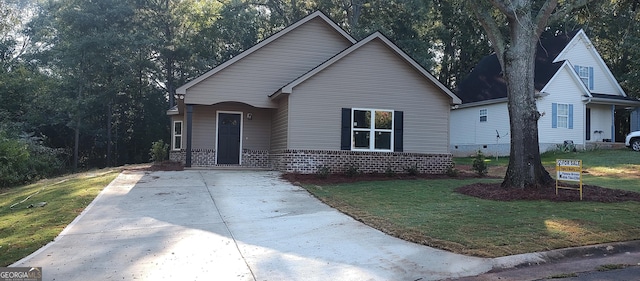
[556, 159, 583, 200]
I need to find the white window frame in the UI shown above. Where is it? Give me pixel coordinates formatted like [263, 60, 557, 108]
[576, 65, 590, 88]
[479, 109, 488, 122]
[172, 121, 183, 150]
[351, 108, 394, 152]
[557, 103, 569, 129]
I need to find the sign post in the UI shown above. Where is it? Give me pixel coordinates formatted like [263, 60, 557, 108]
[556, 159, 583, 200]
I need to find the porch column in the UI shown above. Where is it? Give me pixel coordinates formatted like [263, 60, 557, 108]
[611, 105, 615, 142]
[186, 104, 193, 167]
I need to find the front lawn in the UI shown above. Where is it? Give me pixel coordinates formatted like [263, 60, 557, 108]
[302, 149, 640, 257]
[0, 169, 120, 266]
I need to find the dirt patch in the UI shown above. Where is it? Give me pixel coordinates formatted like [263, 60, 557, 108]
[125, 161, 184, 172]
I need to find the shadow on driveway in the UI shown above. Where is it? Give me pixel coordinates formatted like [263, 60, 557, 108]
[13, 170, 492, 281]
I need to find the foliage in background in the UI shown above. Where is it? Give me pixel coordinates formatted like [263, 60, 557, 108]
[0, 0, 638, 186]
[0, 129, 66, 187]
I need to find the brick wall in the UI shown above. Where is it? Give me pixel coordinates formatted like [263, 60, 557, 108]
[169, 149, 271, 168]
[270, 149, 452, 174]
[172, 149, 452, 174]
[242, 149, 271, 168]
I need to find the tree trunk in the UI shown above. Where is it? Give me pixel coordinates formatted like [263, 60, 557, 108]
[500, 9, 553, 188]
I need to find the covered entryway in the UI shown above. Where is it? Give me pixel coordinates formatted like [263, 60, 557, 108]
[216, 112, 242, 164]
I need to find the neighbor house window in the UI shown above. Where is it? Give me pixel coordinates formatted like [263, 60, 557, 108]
[552, 103, 573, 129]
[173, 121, 183, 150]
[479, 109, 488, 122]
[574, 65, 593, 90]
[352, 109, 393, 151]
[557, 104, 569, 128]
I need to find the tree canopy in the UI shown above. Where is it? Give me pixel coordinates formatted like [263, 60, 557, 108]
[0, 0, 638, 186]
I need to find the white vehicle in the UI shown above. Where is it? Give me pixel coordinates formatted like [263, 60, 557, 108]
[626, 131, 640, 151]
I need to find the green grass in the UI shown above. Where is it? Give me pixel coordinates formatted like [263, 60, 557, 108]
[305, 149, 640, 257]
[0, 169, 120, 266]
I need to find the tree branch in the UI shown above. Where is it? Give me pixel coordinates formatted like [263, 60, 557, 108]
[548, 0, 594, 24]
[489, 0, 515, 18]
[534, 0, 559, 38]
[469, 1, 507, 69]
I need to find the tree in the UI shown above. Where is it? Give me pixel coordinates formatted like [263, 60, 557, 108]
[469, 0, 593, 189]
[428, 0, 492, 89]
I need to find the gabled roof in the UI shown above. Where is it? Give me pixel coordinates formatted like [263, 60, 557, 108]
[540, 60, 591, 95]
[554, 29, 627, 96]
[176, 11, 357, 95]
[272, 32, 462, 105]
[456, 30, 578, 104]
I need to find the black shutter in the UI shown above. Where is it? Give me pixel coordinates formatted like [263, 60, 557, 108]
[394, 111, 403, 152]
[341, 108, 351, 150]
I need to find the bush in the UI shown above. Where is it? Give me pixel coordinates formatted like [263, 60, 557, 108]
[446, 164, 458, 177]
[344, 163, 360, 177]
[472, 150, 488, 177]
[0, 131, 65, 187]
[149, 140, 169, 163]
[316, 165, 330, 179]
[385, 165, 396, 177]
[404, 164, 419, 176]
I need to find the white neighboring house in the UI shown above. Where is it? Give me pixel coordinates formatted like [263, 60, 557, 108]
[450, 29, 640, 157]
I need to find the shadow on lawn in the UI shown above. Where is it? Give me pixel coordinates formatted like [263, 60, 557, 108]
[283, 166, 640, 203]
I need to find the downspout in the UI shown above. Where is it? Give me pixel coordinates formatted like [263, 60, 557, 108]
[611, 105, 616, 142]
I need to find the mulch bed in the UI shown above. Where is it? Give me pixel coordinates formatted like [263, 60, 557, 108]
[281, 171, 482, 185]
[282, 172, 640, 203]
[456, 182, 640, 203]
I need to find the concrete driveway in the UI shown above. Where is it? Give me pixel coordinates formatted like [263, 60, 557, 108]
[13, 170, 493, 280]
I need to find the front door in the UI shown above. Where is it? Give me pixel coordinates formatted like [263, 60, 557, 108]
[217, 113, 241, 164]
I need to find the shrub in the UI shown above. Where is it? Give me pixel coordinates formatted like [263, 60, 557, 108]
[149, 140, 169, 163]
[344, 163, 360, 177]
[385, 165, 396, 177]
[316, 165, 330, 179]
[446, 164, 458, 177]
[472, 150, 488, 177]
[404, 164, 419, 176]
[0, 131, 65, 187]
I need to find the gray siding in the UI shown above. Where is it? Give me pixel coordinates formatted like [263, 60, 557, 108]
[192, 105, 216, 149]
[287, 39, 452, 153]
[270, 97, 289, 151]
[186, 18, 353, 108]
[191, 104, 272, 151]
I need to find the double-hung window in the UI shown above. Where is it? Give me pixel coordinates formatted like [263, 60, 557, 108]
[552, 103, 573, 129]
[479, 109, 488, 122]
[352, 109, 393, 151]
[574, 65, 594, 90]
[556, 104, 569, 128]
[173, 121, 183, 150]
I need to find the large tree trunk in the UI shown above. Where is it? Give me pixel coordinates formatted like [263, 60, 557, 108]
[500, 5, 553, 188]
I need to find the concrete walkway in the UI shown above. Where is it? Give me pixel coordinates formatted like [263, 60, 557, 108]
[13, 170, 493, 281]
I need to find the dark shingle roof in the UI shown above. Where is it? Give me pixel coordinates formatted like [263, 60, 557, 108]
[456, 30, 579, 104]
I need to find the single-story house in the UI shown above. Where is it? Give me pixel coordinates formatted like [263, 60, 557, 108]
[167, 11, 461, 174]
[450, 29, 640, 157]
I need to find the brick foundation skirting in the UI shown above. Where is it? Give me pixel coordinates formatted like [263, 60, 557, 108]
[171, 149, 452, 174]
[170, 149, 270, 168]
[270, 149, 452, 174]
